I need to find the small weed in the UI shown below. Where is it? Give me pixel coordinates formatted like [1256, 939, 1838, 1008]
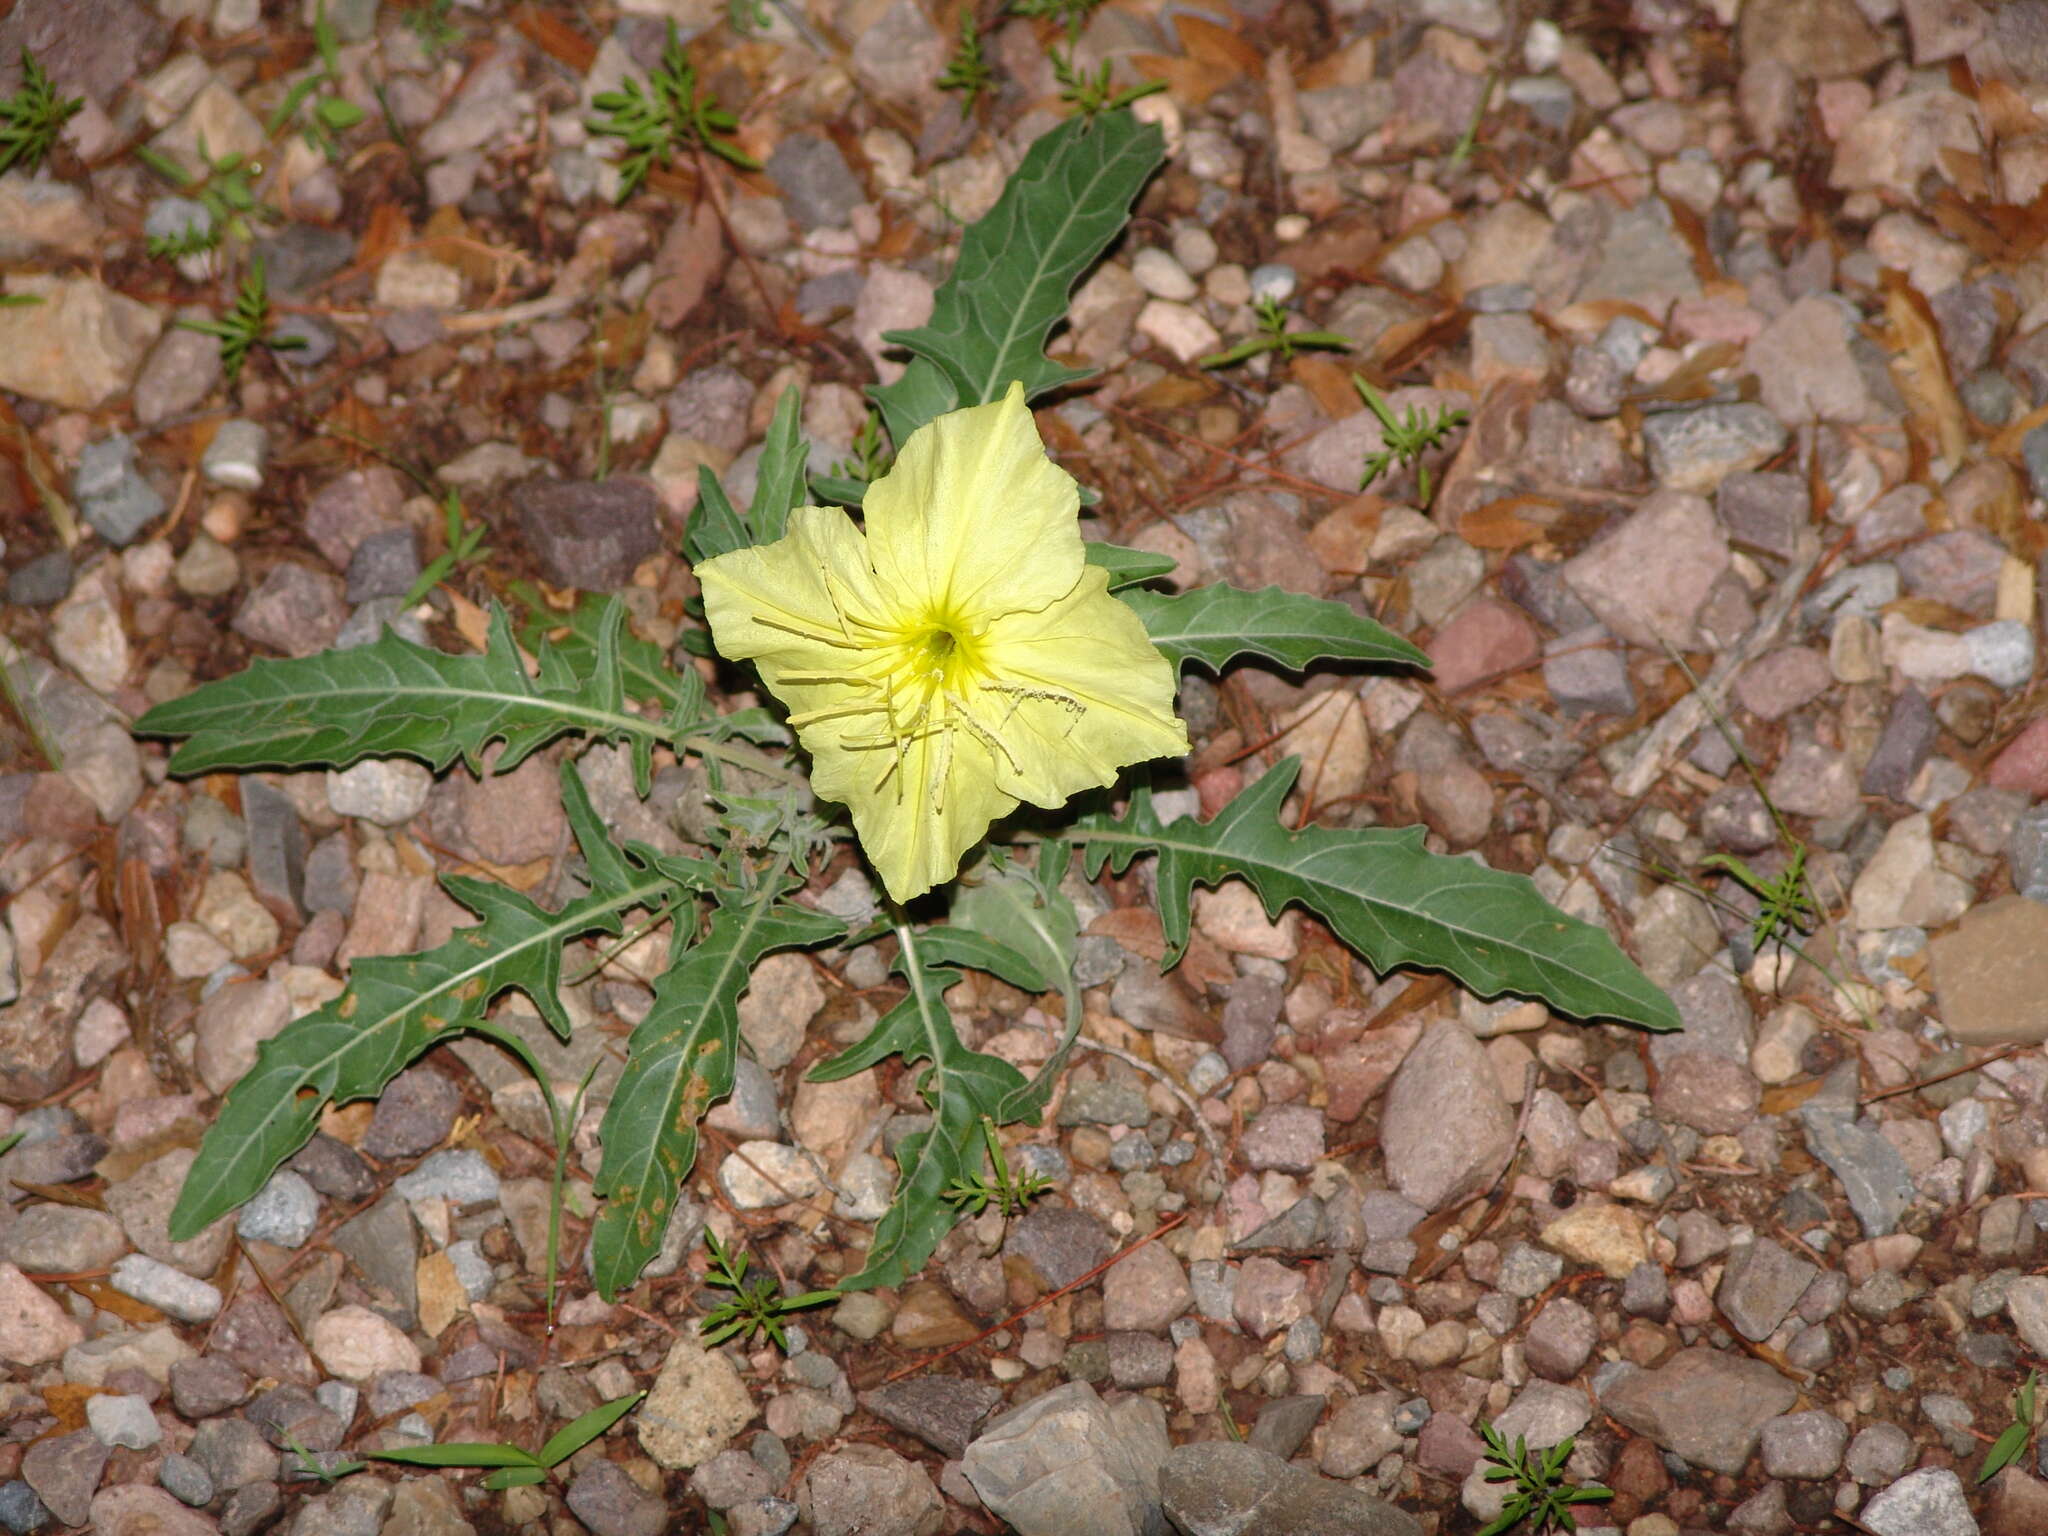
[0, 295, 44, 309]
[135, 137, 275, 259]
[179, 259, 305, 386]
[1049, 48, 1164, 120]
[1352, 374, 1466, 505]
[1199, 296, 1353, 370]
[282, 1434, 365, 1485]
[402, 0, 462, 57]
[0, 48, 82, 175]
[1698, 844, 1820, 954]
[699, 1227, 838, 1351]
[1010, 0, 1101, 40]
[265, 1, 367, 161]
[728, 0, 774, 33]
[944, 1116, 1053, 1218]
[828, 410, 894, 485]
[1475, 1425, 1612, 1536]
[938, 11, 996, 117]
[588, 20, 759, 200]
[402, 488, 492, 608]
[1981, 1370, 2039, 1483]
[371, 1391, 645, 1488]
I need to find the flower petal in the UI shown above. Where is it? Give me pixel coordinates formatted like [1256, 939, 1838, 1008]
[976, 567, 1189, 806]
[863, 381, 1082, 621]
[809, 711, 1019, 904]
[696, 503, 889, 677]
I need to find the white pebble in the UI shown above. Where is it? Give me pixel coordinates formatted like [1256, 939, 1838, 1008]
[1132, 247, 1199, 302]
[1964, 619, 2035, 689]
[109, 1254, 223, 1324]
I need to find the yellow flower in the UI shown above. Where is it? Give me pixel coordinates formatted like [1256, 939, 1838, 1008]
[696, 383, 1188, 902]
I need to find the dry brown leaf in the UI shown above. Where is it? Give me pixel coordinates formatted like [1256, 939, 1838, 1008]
[1276, 211, 1382, 286]
[446, 587, 494, 654]
[1129, 53, 1237, 107]
[1883, 595, 1976, 629]
[1087, 908, 1167, 964]
[1931, 183, 2048, 264]
[1176, 13, 1263, 74]
[1760, 1079, 1824, 1116]
[512, 3, 597, 71]
[1880, 269, 1969, 465]
[1292, 354, 1360, 419]
[11, 1182, 104, 1210]
[1126, 373, 1217, 412]
[1979, 77, 2044, 138]
[646, 200, 726, 328]
[1459, 497, 1555, 550]
[71, 1278, 164, 1325]
[40, 1384, 101, 1437]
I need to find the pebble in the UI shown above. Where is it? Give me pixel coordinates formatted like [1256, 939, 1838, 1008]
[200, 420, 266, 490]
[392, 1149, 500, 1206]
[1131, 248, 1198, 301]
[86, 1393, 161, 1450]
[1858, 1467, 1979, 1536]
[718, 1142, 824, 1209]
[309, 1305, 421, 1383]
[236, 1169, 320, 1247]
[158, 1452, 215, 1508]
[325, 759, 432, 826]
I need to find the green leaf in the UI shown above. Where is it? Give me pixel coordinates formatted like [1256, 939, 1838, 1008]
[169, 767, 694, 1240]
[868, 109, 1164, 445]
[1123, 583, 1431, 674]
[1083, 541, 1176, 590]
[367, 1443, 541, 1470]
[483, 1467, 548, 1491]
[809, 930, 1035, 1289]
[951, 860, 1077, 1004]
[134, 600, 666, 787]
[748, 388, 808, 547]
[1981, 1422, 2030, 1483]
[538, 1391, 645, 1467]
[1077, 759, 1681, 1031]
[684, 463, 753, 566]
[914, 927, 1047, 993]
[590, 880, 843, 1299]
[315, 95, 366, 130]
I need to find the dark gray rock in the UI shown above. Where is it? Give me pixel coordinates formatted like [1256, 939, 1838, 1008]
[1247, 1395, 1326, 1461]
[1861, 688, 1937, 801]
[218, 1480, 283, 1536]
[860, 1375, 1003, 1459]
[1600, 1346, 1797, 1475]
[1004, 1205, 1113, 1291]
[158, 1451, 214, 1508]
[1158, 1441, 1423, 1536]
[289, 1133, 376, 1202]
[244, 1384, 344, 1454]
[232, 563, 347, 657]
[566, 1459, 666, 1536]
[0, 1480, 48, 1536]
[20, 1431, 105, 1528]
[361, 1066, 461, 1160]
[766, 134, 861, 231]
[1716, 471, 1809, 560]
[189, 1417, 282, 1491]
[253, 225, 356, 297]
[241, 777, 306, 920]
[344, 526, 420, 603]
[1800, 1100, 1917, 1237]
[510, 477, 661, 591]
[6, 551, 73, 608]
[170, 1355, 252, 1419]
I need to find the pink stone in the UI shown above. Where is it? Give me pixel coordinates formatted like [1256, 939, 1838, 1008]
[1320, 1022, 1422, 1124]
[1988, 717, 2048, 794]
[1429, 597, 1541, 694]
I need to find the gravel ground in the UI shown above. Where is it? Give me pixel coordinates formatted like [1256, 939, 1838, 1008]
[6, 0, 2048, 1533]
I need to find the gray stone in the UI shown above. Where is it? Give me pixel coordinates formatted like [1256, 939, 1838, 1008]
[232, 563, 346, 657]
[158, 1452, 214, 1508]
[1717, 471, 1809, 559]
[109, 1254, 222, 1324]
[1005, 1206, 1113, 1291]
[566, 1459, 667, 1536]
[1599, 1347, 1797, 1475]
[344, 526, 420, 603]
[1846, 1421, 1914, 1485]
[235, 1169, 319, 1247]
[1158, 1441, 1423, 1536]
[1248, 1395, 1325, 1462]
[961, 1382, 1171, 1536]
[0, 1481, 45, 1536]
[861, 1376, 1002, 1460]
[74, 434, 166, 547]
[766, 134, 861, 232]
[1524, 1295, 1597, 1380]
[289, 1134, 375, 1201]
[1641, 404, 1788, 494]
[169, 1355, 251, 1419]
[1858, 1467, 1978, 1536]
[6, 550, 72, 607]
[1320, 1392, 1400, 1479]
[21, 1430, 107, 1527]
[362, 1067, 461, 1160]
[0, 1204, 125, 1273]
[1800, 1099, 1917, 1236]
[1759, 1409, 1849, 1479]
[511, 478, 662, 593]
[1863, 688, 1938, 800]
[86, 1392, 160, 1450]
[330, 1190, 417, 1312]
[1380, 1018, 1513, 1212]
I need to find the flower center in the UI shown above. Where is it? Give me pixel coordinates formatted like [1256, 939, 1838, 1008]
[905, 613, 979, 693]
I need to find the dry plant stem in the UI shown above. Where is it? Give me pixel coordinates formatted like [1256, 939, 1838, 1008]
[1062, 1024, 1229, 1173]
[1612, 533, 1822, 800]
[883, 1207, 1190, 1383]
[1861, 1042, 2024, 1104]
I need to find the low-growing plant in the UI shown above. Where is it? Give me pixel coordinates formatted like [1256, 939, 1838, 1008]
[135, 137, 276, 259]
[179, 259, 305, 386]
[266, 0, 368, 160]
[698, 1229, 838, 1350]
[402, 0, 462, 57]
[1981, 1369, 2038, 1483]
[1353, 373, 1467, 504]
[136, 108, 1675, 1336]
[1475, 1424, 1612, 1536]
[1049, 48, 1164, 119]
[588, 20, 759, 199]
[1010, 0, 1102, 40]
[403, 488, 492, 609]
[944, 1115, 1053, 1218]
[0, 47, 81, 176]
[938, 11, 996, 116]
[370, 1391, 646, 1488]
[1199, 295, 1354, 370]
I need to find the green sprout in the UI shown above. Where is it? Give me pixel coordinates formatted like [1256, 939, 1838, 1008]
[369, 1392, 646, 1489]
[1352, 374, 1466, 505]
[698, 1228, 838, 1351]
[135, 136, 275, 259]
[0, 48, 82, 175]
[402, 0, 462, 57]
[1010, 0, 1101, 40]
[178, 259, 306, 386]
[828, 410, 894, 485]
[1199, 296, 1354, 370]
[944, 1116, 1052, 1219]
[265, 1, 367, 161]
[728, 0, 774, 34]
[401, 489, 491, 609]
[1476, 1425, 1612, 1536]
[1049, 48, 1165, 120]
[938, 11, 996, 117]
[1981, 1370, 2038, 1484]
[587, 20, 759, 200]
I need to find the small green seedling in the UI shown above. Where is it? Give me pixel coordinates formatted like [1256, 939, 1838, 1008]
[938, 11, 995, 117]
[135, 136, 275, 259]
[1010, 0, 1101, 40]
[0, 295, 44, 310]
[0, 47, 82, 175]
[402, 488, 492, 609]
[266, 1, 367, 160]
[402, 0, 462, 57]
[282, 1434, 365, 1485]
[588, 20, 759, 199]
[944, 1116, 1053, 1218]
[1353, 374, 1466, 505]
[1050, 48, 1165, 119]
[728, 0, 774, 33]
[1475, 1425, 1612, 1536]
[370, 1391, 646, 1490]
[1981, 1370, 2039, 1483]
[828, 410, 894, 486]
[1199, 296, 1354, 370]
[699, 1228, 838, 1351]
[179, 259, 305, 386]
